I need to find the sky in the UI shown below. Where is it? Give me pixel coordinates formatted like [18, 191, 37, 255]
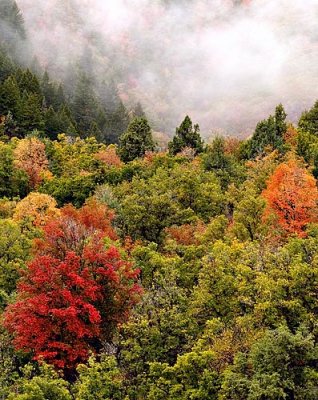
[16, 0, 318, 137]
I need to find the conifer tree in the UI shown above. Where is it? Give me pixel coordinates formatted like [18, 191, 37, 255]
[0, 0, 26, 45]
[0, 75, 20, 116]
[71, 73, 98, 137]
[16, 92, 44, 137]
[104, 100, 130, 143]
[119, 117, 155, 162]
[298, 100, 318, 135]
[168, 115, 204, 155]
[248, 104, 287, 158]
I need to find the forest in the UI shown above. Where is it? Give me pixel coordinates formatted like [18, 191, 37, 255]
[1, 1, 318, 399]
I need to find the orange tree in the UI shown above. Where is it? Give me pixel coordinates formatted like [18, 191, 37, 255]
[262, 159, 318, 237]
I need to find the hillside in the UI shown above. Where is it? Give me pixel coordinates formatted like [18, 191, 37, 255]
[1, 1, 318, 399]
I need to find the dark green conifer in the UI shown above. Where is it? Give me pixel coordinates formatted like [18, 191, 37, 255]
[119, 117, 155, 162]
[168, 115, 204, 155]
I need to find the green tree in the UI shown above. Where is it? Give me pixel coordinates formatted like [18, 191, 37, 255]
[168, 115, 204, 155]
[298, 100, 318, 135]
[221, 327, 318, 400]
[75, 356, 124, 400]
[0, 75, 20, 116]
[248, 104, 287, 158]
[119, 117, 155, 162]
[0, 141, 28, 197]
[16, 92, 44, 136]
[0, 219, 32, 309]
[71, 73, 98, 137]
[7, 363, 72, 400]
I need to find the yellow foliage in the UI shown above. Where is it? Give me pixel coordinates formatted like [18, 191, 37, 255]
[13, 192, 60, 226]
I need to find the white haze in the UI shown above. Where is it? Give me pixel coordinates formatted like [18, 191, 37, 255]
[16, 0, 318, 137]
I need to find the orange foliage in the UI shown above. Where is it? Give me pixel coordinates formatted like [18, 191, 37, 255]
[14, 138, 50, 189]
[95, 145, 122, 167]
[262, 160, 318, 237]
[224, 137, 241, 155]
[13, 192, 60, 227]
[166, 222, 206, 246]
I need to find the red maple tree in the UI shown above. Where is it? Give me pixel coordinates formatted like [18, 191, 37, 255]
[4, 199, 141, 375]
[262, 159, 318, 237]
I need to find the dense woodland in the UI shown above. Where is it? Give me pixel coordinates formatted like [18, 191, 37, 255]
[1, 1, 318, 399]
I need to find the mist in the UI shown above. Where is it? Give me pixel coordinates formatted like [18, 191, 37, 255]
[15, 0, 318, 137]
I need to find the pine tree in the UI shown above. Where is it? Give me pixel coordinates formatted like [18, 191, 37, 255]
[44, 106, 76, 140]
[298, 100, 318, 135]
[168, 115, 204, 155]
[0, 48, 15, 83]
[41, 71, 66, 111]
[132, 102, 146, 118]
[104, 100, 130, 144]
[119, 117, 155, 162]
[15, 69, 42, 97]
[0, 0, 26, 43]
[248, 104, 287, 158]
[71, 73, 98, 137]
[0, 75, 20, 116]
[16, 92, 44, 137]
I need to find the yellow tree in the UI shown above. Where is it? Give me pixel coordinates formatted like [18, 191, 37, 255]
[13, 138, 51, 189]
[13, 192, 60, 227]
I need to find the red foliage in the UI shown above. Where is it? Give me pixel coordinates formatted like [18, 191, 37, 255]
[4, 201, 141, 374]
[262, 160, 318, 237]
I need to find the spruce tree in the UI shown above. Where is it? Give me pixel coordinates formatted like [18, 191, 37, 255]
[0, 0, 26, 50]
[298, 100, 318, 135]
[248, 104, 287, 158]
[71, 73, 98, 137]
[119, 117, 155, 162]
[0, 75, 20, 116]
[0, 48, 15, 83]
[16, 92, 44, 137]
[168, 115, 204, 155]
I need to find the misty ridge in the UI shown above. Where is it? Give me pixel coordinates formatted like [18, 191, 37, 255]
[6, 0, 318, 138]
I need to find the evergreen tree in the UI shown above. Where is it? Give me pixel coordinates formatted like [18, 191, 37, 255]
[0, 75, 20, 116]
[71, 73, 98, 137]
[168, 115, 204, 155]
[16, 92, 44, 137]
[298, 100, 318, 135]
[248, 104, 287, 158]
[132, 102, 146, 118]
[119, 117, 155, 162]
[41, 71, 66, 111]
[0, 48, 15, 83]
[44, 106, 76, 140]
[103, 100, 130, 144]
[15, 69, 42, 97]
[0, 0, 26, 46]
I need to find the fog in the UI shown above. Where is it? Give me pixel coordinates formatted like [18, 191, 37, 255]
[16, 0, 318, 136]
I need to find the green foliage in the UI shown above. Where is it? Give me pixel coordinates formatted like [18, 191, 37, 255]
[298, 100, 318, 135]
[203, 136, 246, 188]
[297, 129, 318, 178]
[0, 218, 32, 308]
[247, 104, 287, 158]
[0, 75, 20, 116]
[119, 117, 155, 162]
[168, 115, 204, 155]
[221, 327, 318, 400]
[7, 363, 72, 400]
[114, 162, 224, 243]
[75, 356, 124, 400]
[0, 141, 29, 197]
